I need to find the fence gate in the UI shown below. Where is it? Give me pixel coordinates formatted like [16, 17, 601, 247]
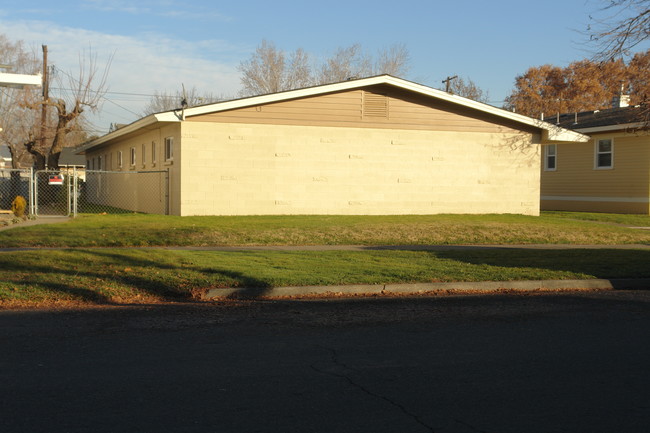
[1, 168, 169, 217]
[34, 169, 74, 216]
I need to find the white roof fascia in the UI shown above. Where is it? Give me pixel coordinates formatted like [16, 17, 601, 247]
[76, 114, 163, 153]
[0, 72, 42, 88]
[85, 75, 588, 152]
[574, 122, 648, 134]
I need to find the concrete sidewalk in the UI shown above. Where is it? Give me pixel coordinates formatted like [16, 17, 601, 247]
[0, 216, 71, 232]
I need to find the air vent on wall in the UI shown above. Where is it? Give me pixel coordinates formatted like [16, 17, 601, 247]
[363, 92, 389, 118]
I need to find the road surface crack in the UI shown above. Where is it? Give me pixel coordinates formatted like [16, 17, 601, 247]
[311, 346, 436, 433]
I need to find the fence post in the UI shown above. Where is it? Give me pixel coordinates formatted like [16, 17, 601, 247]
[165, 168, 170, 215]
[29, 167, 34, 216]
[33, 169, 39, 216]
[72, 166, 78, 217]
[67, 170, 72, 216]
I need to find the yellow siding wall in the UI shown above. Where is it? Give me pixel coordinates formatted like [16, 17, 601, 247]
[178, 122, 540, 216]
[541, 131, 650, 214]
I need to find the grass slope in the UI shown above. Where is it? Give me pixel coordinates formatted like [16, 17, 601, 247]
[1, 212, 649, 247]
[1, 212, 648, 307]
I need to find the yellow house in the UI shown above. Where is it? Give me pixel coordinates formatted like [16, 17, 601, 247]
[541, 106, 649, 214]
[79, 75, 586, 216]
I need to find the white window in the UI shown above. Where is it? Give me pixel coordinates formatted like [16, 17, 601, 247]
[141, 143, 146, 166]
[97, 155, 102, 171]
[152, 141, 157, 165]
[595, 139, 613, 169]
[117, 151, 123, 168]
[130, 147, 136, 167]
[164, 137, 174, 162]
[544, 144, 557, 171]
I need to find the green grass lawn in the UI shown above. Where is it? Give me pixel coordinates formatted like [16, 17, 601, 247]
[1, 212, 648, 307]
[1, 212, 650, 247]
[1, 248, 648, 306]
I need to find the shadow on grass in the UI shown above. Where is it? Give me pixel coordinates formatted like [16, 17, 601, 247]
[428, 248, 650, 284]
[1, 249, 272, 305]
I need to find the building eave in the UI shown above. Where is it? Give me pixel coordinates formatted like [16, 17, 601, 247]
[82, 75, 588, 153]
[76, 113, 179, 154]
[574, 122, 648, 134]
[0, 72, 42, 88]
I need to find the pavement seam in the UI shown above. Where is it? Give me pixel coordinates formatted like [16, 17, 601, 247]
[311, 346, 436, 433]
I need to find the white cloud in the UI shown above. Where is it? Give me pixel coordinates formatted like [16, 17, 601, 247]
[1, 19, 243, 133]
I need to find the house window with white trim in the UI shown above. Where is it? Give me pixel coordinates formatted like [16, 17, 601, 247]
[164, 137, 173, 162]
[595, 139, 613, 169]
[544, 144, 557, 171]
[130, 147, 136, 167]
[152, 141, 157, 165]
[97, 155, 102, 170]
[141, 143, 146, 166]
[117, 151, 123, 168]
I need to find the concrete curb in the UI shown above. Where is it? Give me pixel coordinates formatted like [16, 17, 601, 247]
[204, 278, 650, 299]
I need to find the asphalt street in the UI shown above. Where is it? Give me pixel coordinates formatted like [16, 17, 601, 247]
[1, 290, 649, 433]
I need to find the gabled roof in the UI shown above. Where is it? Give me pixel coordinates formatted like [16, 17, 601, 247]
[80, 75, 588, 152]
[544, 106, 648, 133]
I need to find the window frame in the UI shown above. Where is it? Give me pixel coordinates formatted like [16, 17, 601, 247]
[151, 141, 157, 166]
[130, 147, 136, 168]
[595, 138, 614, 170]
[164, 137, 174, 163]
[141, 143, 146, 167]
[117, 151, 123, 169]
[544, 144, 557, 171]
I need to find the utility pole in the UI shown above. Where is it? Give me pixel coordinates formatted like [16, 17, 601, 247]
[442, 75, 458, 93]
[40, 45, 49, 156]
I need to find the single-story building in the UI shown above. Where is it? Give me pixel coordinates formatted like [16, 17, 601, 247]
[541, 105, 649, 214]
[78, 75, 586, 216]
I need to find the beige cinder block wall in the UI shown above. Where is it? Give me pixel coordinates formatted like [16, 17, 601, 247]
[178, 121, 541, 216]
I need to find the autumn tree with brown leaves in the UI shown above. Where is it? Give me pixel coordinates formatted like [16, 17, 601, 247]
[505, 50, 650, 117]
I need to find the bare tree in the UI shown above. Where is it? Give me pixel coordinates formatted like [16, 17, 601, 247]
[588, 0, 650, 60]
[0, 34, 42, 169]
[24, 48, 112, 170]
[238, 41, 411, 96]
[142, 86, 226, 115]
[447, 76, 490, 103]
[374, 43, 411, 77]
[238, 40, 313, 96]
[318, 44, 372, 84]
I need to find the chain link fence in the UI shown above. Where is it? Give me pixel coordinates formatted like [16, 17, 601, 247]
[1, 168, 168, 217]
[80, 170, 169, 215]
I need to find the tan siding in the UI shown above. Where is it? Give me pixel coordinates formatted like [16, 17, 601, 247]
[541, 131, 650, 214]
[188, 86, 529, 134]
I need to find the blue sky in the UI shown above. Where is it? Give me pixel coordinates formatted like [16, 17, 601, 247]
[1, 0, 644, 134]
